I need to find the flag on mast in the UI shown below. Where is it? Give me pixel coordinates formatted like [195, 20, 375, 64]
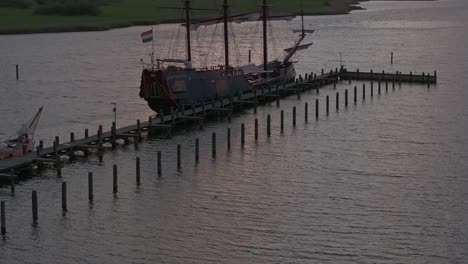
[140, 29, 153, 43]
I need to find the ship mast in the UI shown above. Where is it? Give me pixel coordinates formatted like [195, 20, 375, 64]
[301, 0, 305, 37]
[185, 0, 192, 63]
[223, 0, 229, 69]
[263, 0, 268, 71]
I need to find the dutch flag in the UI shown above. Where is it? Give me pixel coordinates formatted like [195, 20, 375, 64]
[140, 29, 153, 43]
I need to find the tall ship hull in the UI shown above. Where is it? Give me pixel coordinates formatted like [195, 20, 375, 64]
[138, 0, 311, 113]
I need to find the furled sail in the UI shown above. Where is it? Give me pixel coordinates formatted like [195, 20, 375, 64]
[184, 12, 295, 30]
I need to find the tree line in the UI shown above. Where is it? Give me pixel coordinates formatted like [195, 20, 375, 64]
[0, 0, 114, 16]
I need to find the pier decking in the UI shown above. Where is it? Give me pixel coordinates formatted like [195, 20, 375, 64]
[0, 68, 436, 177]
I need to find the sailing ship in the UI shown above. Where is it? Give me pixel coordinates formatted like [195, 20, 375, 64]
[0, 107, 43, 160]
[139, 0, 313, 113]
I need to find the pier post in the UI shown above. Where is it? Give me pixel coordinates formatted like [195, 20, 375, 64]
[326, 96, 329, 114]
[10, 176, 15, 194]
[39, 140, 44, 151]
[62, 181, 67, 215]
[363, 84, 366, 101]
[333, 81, 336, 89]
[16, 64, 19, 80]
[97, 129, 102, 146]
[386, 81, 388, 93]
[85, 129, 89, 138]
[371, 70, 374, 81]
[315, 99, 319, 119]
[378, 82, 381, 95]
[157, 151, 162, 177]
[136, 157, 141, 186]
[305, 103, 308, 123]
[88, 172, 93, 202]
[177, 144, 181, 169]
[55, 136, 60, 146]
[1, 201, 5, 235]
[293, 107, 296, 127]
[32, 190, 38, 223]
[241, 123, 245, 146]
[345, 89, 348, 107]
[255, 119, 259, 140]
[371, 84, 374, 97]
[336, 92, 339, 110]
[212, 133, 216, 158]
[227, 129, 231, 150]
[354, 86, 357, 104]
[57, 168, 62, 178]
[391, 52, 394, 65]
[280, 111, 284, 133]
[321, 69, 324, 75]
[113, 165, 118, 195]
[392, 75, 396, 89]
[297, 89, 301, 100]
[267, 115, 271, 137]
[98, 149, 103, 163]
[316, 85, 319, 94]
[248, 50, 252, 63]
[70, 132, 75, 143]
[194, 138, 200, 163]
[53, 141, 58, 156]
[276, 96, 280, 107]
[434, 70, 437, 82]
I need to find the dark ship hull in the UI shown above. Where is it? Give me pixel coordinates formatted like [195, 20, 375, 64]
[140, 61, 296, 113]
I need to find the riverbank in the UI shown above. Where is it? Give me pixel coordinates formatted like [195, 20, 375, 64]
[0, 0, 363, 35]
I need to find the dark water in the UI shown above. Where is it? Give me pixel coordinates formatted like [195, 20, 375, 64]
[1, 0, 468, 263]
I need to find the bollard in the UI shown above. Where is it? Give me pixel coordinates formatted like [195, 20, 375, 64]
[16, 64, 19, 80]
[345, 89, 349, 107]
[177, 144, 181, 169]
[280, 111, 284, 133]
[136, 157, 141, 186]
[227, 129, 231, 150]
[195, 138, 200, 163]
[70, 132, 75, 142]
[62, 181, 67, 214]
[241, 123, 245, 146]
[212, 133, 216, 158]
[157, 151, 162, 176]
[255, 119, 259, 141]
[354, 86, 357, 103]
[326, 96, 330, 114]
[363, 84, 366, 101]
[293, 107, 296, 127]
[1, 201, 5, 235]
[88, 172, 94, 202]
[85, 129, 89, 138]
[315, 99, 319, 119]
[32, 190, 38, 223]
[113, 165, 118, 195]
[336, 92, 339, 110]
[305, 103, 308, 123]
[267, 115, 271, 137]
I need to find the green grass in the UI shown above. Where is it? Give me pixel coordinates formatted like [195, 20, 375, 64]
[0, 0, 334, 34]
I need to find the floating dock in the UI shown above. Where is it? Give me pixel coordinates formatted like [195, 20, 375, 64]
[0, 68, 437, 178]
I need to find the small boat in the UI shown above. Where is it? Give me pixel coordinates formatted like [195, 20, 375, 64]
[0, 106, 43, 160]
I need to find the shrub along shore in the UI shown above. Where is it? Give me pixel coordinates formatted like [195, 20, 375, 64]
[0, 0, 363, 35]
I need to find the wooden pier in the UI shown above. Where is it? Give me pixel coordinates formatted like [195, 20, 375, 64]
[0, 68, 436, 178]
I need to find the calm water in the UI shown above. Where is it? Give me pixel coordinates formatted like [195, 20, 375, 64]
[1, 0, 468, 263]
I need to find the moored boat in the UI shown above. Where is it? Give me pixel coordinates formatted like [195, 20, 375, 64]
[139, 0, 313, 114]
[0, 107, 43, 160]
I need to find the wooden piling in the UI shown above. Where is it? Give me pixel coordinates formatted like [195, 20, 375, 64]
[371, 84, 374, 97]
[98, 149, 103, 162]
[267, 115, 271, 137]
[336, 92, 339, 110]
[1, 201, 5, 235]
[391, 52, 394, 65]
[354, 86, 357, 104]
[62, 181, 67, 214]
[280, 111, 284, 132]
[157, 151, 162, 176]
[241, 123, 245, 146]
[177, 144, 181, 169]
[85, 129, 89, 138]
[212, 133, 216, 158]
[345, 89, 349, 107]
[254, 119, 259, 140]
[305, 103, 309, 123]
[70, 132, 75, 142]
[227, 129, 231, 150]
[386, 81, 388, 93]
[363, 84, 366, 101]
[32, 190, 38, 223]
[195, 138, 200, 163]
[88, 172, 94, 202]
[293, 107, 296, 127]
[326, 96, 329, 114]
[136, 157, 141, 186]
[57, 168, 62, 178]
[315, 99, 319, 119]
[39, 140, 44, 151]
[113, 165, 118, 195]
[10, 176, 14, 194]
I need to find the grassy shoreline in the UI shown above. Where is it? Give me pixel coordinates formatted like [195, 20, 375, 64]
[0, 0, 363, 35]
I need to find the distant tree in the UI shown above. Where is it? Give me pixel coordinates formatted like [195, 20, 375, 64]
[34, 0, 102, 16]
[0, 0, 34, 8]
